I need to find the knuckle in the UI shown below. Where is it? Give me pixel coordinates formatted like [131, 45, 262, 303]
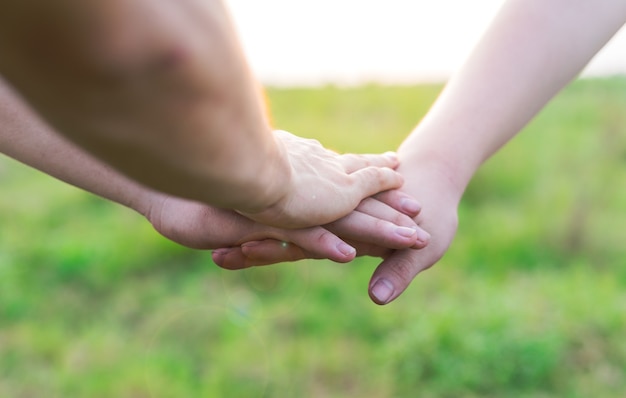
[359, 166, 383, 185]
[306, 138, 322, 146]
[372, 218, 391, 235]
[313, 229, 336, 248]
[342, 153, 359, 164]
[388, 254, 420, 282]
[390, 211, 414, 227]
[373, 169, 394, 188]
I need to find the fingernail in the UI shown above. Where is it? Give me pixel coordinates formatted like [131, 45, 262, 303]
[242, 241, 261, 248]
[415, 228, 431, 244]
[395, 226, 417, 238]
[400, 198, 421, 214]
[337, 242, 356, 257]
[371, 278, 395, 304]
[213, 248, 227, 255]
[212, 249, 226, 262]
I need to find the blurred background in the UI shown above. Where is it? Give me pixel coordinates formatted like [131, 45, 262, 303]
[1, 1, 626, 397]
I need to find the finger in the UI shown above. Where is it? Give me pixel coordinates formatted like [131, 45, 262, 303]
[356, 197, 418, 228]
[372, 190, 422, 218]
[214, 236, 352, 269]
[243, 240, 316, 263]
[283, 226, 358, 262]
[212, 241, 311, 269]
[228, 239, 394, 265]
[340, 152, 399, 173]
[345, 167, 404, 207]
[213, 226, 359, 268]
[354, 198, 429, 249]
[212, 247, 254, 270]
[325, 210, 429, 250]
[368, 248, 442, 305]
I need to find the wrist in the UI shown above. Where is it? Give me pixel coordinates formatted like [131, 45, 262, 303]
[234, 130, 292, 215]
[124, 184, 166, 220]
[398, 138, 473, 206]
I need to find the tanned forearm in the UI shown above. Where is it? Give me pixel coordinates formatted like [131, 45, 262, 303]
[0, 0, 289, 213]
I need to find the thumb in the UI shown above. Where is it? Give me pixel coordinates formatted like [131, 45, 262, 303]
[368, 248, 442, 305]
[348, 166, 404, 202]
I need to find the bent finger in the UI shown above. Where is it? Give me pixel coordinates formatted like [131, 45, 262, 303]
[212, 241, 311, 269]
[346, 167, 404, 208]
[242, 240, 317, 263]
[368, 248, 442, 305]
[325, 210, 428, 250]
[372, 190, 422, 218]
[220, 239, 395, 266]
[355, 197, 429, 248]
[355, 197, 418, 228]
[213, 226, 358, 268]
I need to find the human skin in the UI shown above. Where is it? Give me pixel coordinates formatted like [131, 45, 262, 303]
[217, 0, 626, 304]
[0, 0, 404, 229]
[0, 77, 429, 262]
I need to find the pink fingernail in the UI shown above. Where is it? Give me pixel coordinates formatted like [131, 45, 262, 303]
[213, 248, 227, 256]
[415, 228, 431, 244]
[395, 226, 417, 238]
[212, 249, 226, 264]
[337, 242, 356, 257]
[371, 278, 394, 304]
[400, 198, 421, 214]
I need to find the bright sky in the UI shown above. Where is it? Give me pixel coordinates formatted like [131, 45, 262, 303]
[226, 0, 626, 86]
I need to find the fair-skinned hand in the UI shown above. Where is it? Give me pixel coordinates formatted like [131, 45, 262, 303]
[214, 154, 460, 305]
[366, 156, 460, 304]
[240, 130, 406, 228]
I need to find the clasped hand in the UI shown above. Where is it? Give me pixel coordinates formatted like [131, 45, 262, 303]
[145, 132, 460, 305]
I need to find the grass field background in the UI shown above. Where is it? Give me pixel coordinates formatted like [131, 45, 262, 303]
[1, 77, 626, 397]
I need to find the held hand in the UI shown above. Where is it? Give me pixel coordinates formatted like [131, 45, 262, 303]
[145, 194, 356, 262]
[367, 161, 460, 305]
[240, 130, 405, 228]
[223, 155, 460, 305]
[212, 190, 430, 268]
[144, 190, 428, 267]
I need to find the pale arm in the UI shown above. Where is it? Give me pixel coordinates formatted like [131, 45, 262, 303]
[369, 0, 626, 304]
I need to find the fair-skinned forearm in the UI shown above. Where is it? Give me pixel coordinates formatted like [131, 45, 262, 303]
[400, 0, 626, 199]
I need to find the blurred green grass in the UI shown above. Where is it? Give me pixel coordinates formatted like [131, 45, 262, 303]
[1, 77, 626, 397]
